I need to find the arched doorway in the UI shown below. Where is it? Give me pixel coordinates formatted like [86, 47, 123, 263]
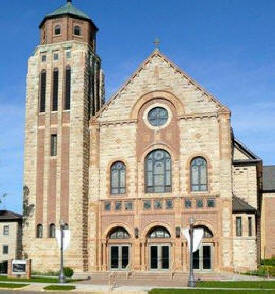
[147, 226, 171, 271]
[192, 225, 214, 271]
[107, 227, 131, 270]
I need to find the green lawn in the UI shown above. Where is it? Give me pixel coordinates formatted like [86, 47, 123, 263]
[0, 275, 73, 283]
[198, 281, 275, 289]
[0, 282, 29, 289]
[44, 285, 76, 291]
[150, 289, 274, 294]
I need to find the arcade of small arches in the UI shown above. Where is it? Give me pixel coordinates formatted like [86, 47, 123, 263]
[99, 224, 216, 272]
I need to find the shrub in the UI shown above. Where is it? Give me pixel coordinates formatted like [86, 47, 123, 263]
[261, 258, 275, 267]
[63, 267, 74, 278]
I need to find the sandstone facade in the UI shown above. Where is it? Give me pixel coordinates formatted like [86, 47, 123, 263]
[22, 1, 269, 274]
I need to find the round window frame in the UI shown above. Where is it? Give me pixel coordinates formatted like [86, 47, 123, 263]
[143, 103, 172, 130]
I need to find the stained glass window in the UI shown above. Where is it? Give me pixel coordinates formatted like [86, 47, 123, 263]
[109, 227, 130, 239]
[148, 226, 170, 238]
[148, 107, 168, 126]
[145, 150, 171, 193]
[111, 161, 126, 194]
[191, 157, 207, 191]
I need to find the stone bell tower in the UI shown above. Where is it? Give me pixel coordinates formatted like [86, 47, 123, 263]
[23, 0, 104, 272]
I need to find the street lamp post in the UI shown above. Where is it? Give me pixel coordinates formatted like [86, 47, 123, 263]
[59, 220, 66, 284]
[188, 216, 196, 287]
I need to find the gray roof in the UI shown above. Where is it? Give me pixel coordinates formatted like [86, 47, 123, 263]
[0, 210, 22, 221]
[232, 195, 256, 214]
[263, 166, 275, 191]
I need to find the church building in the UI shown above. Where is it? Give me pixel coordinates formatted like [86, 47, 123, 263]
[23, 0, 270, 274]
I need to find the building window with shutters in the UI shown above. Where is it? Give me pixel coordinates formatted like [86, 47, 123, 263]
[52, 68, 59, 111]
[64, 66, 71, 110]
[40, 70, 46, 112]
[236, 216, 242, 237]
[50, 134, 57, 156]
[111, 161, 126, 194]
[191, 157, 208, 191]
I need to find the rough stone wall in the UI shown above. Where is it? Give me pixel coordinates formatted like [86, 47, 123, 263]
[233, 146, 250, 160]
[90, 51, 235, 271]
[23, 41, 93, 272]
[232, 214, 257, 271]
[261, 193, 275, 258]
[232, 165, 258, 208]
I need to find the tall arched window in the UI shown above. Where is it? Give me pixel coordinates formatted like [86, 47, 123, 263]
[54, 25, 61, 35]
[36, 224, 43, 238]
[52, 68, 59, 111]
[191, 157, 207, 191]
[40, 70, 46, 112]
[74, 25, 81, 36]
[64, 66, 71, 110]
[49, 224, 56, 238]
[145, 149, 171, 193]
[111, 161, 126, 194]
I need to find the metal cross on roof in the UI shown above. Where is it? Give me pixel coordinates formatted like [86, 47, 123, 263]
[153, 38, 160, 49]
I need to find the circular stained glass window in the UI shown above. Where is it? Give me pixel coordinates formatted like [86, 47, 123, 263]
[148, 107, 168, 127]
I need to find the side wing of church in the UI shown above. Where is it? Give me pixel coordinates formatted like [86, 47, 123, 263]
[23, 0, 264, 274]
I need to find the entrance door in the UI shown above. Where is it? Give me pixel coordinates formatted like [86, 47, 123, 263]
[110, 245, 130, 270]
[192, 244, 212, 271]
[150, 245, 170, 270]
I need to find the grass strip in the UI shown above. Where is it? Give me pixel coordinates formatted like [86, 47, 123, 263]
[0, 275, 73, 283]
[150, 289, 273, 294]
[44, 285, 76, 291]
[198, 281, 275, 289]
[0, 282, 29, 289]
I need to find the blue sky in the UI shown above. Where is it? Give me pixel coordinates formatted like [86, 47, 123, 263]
[0, 0, 274, 213]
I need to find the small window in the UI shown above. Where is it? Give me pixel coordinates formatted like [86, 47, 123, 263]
[197, 199, 204, 208]
[54, 25, 61, 35]
[115, 202, 122, 211]
[109, 227, 129, 239]
[166, 199, 173, 209]
[51, 134, 57, 156]
[53, 53, 59, 61]
[36, 224, 43, 238]
[104, 201, 111, 211]
[143, 200, 151, 210]
[3, 225, 9, 236]
[49, 224, 56, 238]
[148, 226, 170, 239]
[64, 223, 69, 230]
[66, 51, 71, 59]
[125, 201, 133, 211]
[74, 25, 81, 36]
[185, 199, 192, 208]
[154, 200, 162, 209]
[207, 199, 215, 208]
[236, 217, 242, 237]
[41, 55, 46, 62]
[248, 217, 253, 237]
[2, 245, 8, 255]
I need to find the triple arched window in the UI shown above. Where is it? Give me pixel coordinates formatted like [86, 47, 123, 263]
[145, 149, 171, 193]
[190, 157, 208, 191]
[111, 162, 126, 194]
[109, 153, 207, 194]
